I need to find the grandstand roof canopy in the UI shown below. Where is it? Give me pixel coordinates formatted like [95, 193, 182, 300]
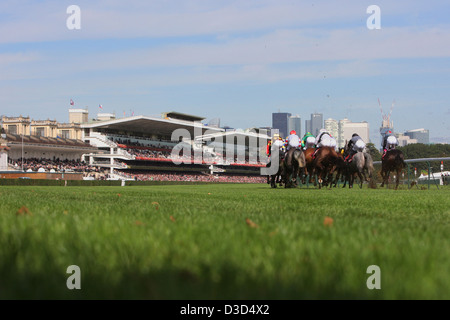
[195, 130, 271, 146]
[162, 112, 205, 122]
[5, 134, 94, 148]
[82, 115, 223, 137]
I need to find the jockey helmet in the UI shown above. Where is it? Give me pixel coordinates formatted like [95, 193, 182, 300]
[352, 133, 359, 137]
[290, 130, 296, 135]
[273, 133, 279, 138]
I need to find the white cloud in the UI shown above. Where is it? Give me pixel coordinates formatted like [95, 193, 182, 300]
[3, 24, 449, 84]
[0, 0, 424, 43]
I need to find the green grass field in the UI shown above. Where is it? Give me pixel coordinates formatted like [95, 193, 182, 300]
[0, 184, 449, 300]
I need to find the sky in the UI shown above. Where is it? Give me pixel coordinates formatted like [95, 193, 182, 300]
[1, 0, 450, 147]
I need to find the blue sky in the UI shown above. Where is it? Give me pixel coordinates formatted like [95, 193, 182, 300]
[1, 0, 450, 146]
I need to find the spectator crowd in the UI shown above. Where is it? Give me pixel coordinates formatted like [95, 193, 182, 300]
[120, 171, 266, 183]
[9, 158, 98, 173]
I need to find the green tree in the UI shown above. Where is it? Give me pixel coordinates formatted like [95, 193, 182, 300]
[398, 143, 450, 173]
[366, 142, 381, 161]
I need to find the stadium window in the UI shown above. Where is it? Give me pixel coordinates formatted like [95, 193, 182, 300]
[62, 130, 70, 139]
[36, 127, 45, 137]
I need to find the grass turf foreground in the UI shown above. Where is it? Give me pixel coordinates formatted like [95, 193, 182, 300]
[0, 184, 449, 300]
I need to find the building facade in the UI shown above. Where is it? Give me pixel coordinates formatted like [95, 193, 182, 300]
[288, 115, 301, 136]
[396, 134, 418, 147]
[305, 119, 311, 135]
[339, 120, 370, 148]
[404, 128, 429, 144]
[272, 112, 292, 138]
[324, 118, 339, 140]
[1, 116, 31, 135]
[310, 113, 323, 137]
[338, 118, 350, 148]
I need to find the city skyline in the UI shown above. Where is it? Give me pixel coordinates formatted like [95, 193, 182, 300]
[1, 1, 450, 147]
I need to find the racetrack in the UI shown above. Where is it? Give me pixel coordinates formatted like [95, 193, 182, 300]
[0, 184, 449, 299]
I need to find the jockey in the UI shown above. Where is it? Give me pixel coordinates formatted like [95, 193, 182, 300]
[266, 133, 285, 158]
[285, 130, 301, 151]
[345, 133, 366, 162]
[381, 132, 399, 158]
[315, 129, 336, 148]
[301, 132, 315, 150]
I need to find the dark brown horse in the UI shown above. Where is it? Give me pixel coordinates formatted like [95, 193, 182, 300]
[312, 147, 340, 189]
[304, 148, 316, 184]
[332, 148, 346, 187]
[380, 149, 406, 189]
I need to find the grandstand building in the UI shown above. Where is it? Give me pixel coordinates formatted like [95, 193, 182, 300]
[1, 109, 271, 182]
[80, 111, 270, 180]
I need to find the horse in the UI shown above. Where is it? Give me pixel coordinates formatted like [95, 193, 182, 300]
[303, 147, 316, 184]
[283, 148, 307, 188]
[380, 149, 406, 189]
[342, 151, 366, 188]
[332, 148, 346, 187]
[265, 148, 286, 188]
[312, 147, 340, 189]
[268, 155, 285, 188]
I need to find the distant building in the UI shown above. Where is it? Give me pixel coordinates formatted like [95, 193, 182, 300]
[31, 119, 58, 137]
[404, 128, 429, 144]
[1, 115, 31, 135]
[69, 108, 89, 124]
[396, 134, 418, 147]
[380, 117, 394, 142]
[2, 110, 87, 141]
[305, 119, 311, 134]
[338, 118, 350, 148]
[272, 112, 291, 138]
[324, 118, 338, 140]
[256, 126, 272, 137]
[338, 119, 370, 148]
[288, 115, 301, 136]
[310, 113, 323, 137]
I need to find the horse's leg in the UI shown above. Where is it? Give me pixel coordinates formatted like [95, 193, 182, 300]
[284, 168, 291, 188]
[349, 172, 354, 188]
[380, 169, 385, 187]
[292, 165, 299, 187]
[315, 168, 322, 188]
[341, 167, 348, 188]
[395, 168, 401, 190]
[315, 159, 325, 188]
[333, 167, 341, 187]
[384, 170, 391, 188]
[301, 167, 308, 184]
[328, 165, 337, 188]
[309, 165, 315, 183]
[358, 171, 364, 188]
